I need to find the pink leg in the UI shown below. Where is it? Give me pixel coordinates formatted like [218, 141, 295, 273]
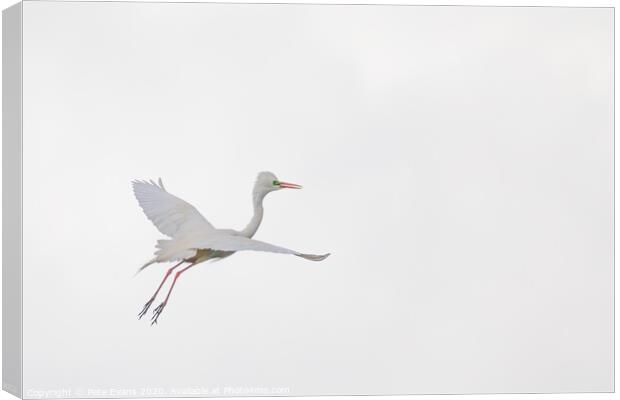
[138, 260, 185, 319]
[151, 263, 197, 325]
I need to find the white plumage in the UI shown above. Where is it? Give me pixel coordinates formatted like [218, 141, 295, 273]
[133, 172, 330, 324]
[132, 178, 215, 237]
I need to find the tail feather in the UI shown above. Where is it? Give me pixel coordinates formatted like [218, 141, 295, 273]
[155, 238, 196, 262]
[134, 257, 157, 276]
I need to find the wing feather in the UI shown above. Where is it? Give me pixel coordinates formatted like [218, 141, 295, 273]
[132, 179, 214, 238]
[170, 233, 330, 262]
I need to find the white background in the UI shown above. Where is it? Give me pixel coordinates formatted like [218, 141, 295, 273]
[0, 0, 616, 399]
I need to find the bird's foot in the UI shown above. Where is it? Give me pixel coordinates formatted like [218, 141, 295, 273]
[138, 297, 155, 320]
[151, 302, 167, 325]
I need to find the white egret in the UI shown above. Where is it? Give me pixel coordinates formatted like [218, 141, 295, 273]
[133, 171, 330, 324]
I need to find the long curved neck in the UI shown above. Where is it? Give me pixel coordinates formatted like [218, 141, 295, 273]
[240, 190, 265, 238]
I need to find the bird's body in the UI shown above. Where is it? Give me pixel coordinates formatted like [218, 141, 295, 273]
[133, 171, 330, 324]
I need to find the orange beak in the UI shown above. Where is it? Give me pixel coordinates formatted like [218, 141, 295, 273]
[279, 181, 302, 189]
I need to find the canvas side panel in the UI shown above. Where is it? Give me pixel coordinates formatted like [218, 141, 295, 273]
[2, 2, 23, 398]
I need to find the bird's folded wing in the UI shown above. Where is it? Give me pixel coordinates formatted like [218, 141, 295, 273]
[189, 234, 330, 261]
[132, 178, 215, 238]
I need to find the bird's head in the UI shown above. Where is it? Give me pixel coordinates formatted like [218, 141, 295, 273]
[254, 171, 302, 197]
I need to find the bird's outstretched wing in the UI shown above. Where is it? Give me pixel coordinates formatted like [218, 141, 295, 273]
[156, 233, 330, 262]
[132, 178, 215, 238]
[205, 235, 330, 261]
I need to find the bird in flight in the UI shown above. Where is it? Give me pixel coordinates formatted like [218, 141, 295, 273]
[133, 171, 330, 325]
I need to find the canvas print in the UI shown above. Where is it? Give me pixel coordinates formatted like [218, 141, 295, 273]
[2, 1, 614, 398]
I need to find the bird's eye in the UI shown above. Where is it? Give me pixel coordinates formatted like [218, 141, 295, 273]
[273, 180, 280, 186]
